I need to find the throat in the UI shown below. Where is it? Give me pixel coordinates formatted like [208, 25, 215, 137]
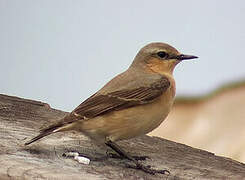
[146, 60, 176, 75]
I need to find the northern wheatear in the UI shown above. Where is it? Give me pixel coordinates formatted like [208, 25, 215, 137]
[25, 42, 197, 174]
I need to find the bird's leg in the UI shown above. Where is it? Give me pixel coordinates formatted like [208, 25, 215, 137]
[105, 140, 169, 175]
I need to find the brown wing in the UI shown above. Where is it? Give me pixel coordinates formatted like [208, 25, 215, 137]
[73, 76, 170, 119]
[32, 76, 169, 141]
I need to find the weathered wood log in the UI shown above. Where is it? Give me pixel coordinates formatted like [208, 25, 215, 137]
[0, 94, 245, 179]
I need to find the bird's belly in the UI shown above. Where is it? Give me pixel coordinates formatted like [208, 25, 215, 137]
[80, 91, 174, 142]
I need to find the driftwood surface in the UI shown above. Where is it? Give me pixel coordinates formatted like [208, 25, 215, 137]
[0, 94, 245, 180]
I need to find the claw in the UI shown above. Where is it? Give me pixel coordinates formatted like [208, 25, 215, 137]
[105, 140, 170, 175]
[126, 162, 170, 175]
[132, 155, 149, 161]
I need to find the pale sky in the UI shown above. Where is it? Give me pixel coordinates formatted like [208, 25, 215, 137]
[1, 0, 245, 111]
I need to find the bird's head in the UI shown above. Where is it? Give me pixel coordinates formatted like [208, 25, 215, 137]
[131, 42, 198, 75]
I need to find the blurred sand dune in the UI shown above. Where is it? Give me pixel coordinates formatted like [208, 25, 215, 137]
[149, 80, 245, 163]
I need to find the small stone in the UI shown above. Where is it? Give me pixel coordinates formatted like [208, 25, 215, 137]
[74, 156, 90, 165]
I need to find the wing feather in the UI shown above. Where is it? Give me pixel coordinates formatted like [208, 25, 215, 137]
[40, 76, 170, 134]
[73, 76, 170, 118]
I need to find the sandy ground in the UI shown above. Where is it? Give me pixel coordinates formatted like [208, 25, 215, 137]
[149, 81, 245, 163]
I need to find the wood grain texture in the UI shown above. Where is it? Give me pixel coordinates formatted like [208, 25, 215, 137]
[0, 94, 245, 180]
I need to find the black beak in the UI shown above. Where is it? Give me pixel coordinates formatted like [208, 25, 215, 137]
[177, 54, 198, 61]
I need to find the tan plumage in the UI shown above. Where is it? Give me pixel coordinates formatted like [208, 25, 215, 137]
[25, 42, 197, 174]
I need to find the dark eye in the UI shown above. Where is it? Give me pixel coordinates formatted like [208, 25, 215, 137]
[157, 51, 168, 59]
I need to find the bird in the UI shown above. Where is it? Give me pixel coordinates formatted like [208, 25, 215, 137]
[25, 42, 198, 174]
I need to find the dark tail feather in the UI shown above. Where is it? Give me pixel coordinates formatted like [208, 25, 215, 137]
[25, 123, 63, 145]
[25, 115, 74, 145]
[24, 131, 53, 145]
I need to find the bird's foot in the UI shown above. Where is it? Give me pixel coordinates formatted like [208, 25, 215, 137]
[126, 162, 170, 175]
[105, 140, 169, 175]
[133, 155, 149, 161]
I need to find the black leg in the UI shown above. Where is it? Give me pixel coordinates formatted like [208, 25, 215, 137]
[105, 140, 170, 175]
